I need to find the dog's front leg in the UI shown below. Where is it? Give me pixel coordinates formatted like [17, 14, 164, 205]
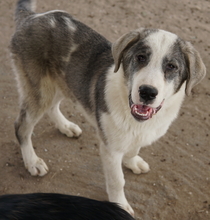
[100, 143, 134, 216]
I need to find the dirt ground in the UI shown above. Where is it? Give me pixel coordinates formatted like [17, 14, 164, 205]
[0, 0, 209, 219]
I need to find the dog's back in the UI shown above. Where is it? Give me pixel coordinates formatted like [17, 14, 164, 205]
[11, 0, 113, 112]
[0, 193, 135, 220]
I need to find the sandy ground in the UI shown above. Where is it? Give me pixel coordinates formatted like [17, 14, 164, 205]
[0, 0, 209, 219]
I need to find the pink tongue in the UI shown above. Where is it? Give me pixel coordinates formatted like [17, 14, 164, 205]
[135, 105, 151, 114]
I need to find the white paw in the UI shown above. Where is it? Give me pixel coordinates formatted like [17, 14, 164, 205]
[25, 157, 49, 176]
[120, 202, 135, 217]
[58, 122, 82, 137]
[123, 155, 150, 174]
[108, 193, 134, 216]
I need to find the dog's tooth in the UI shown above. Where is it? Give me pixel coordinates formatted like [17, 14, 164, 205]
[135, 111, 147, 117]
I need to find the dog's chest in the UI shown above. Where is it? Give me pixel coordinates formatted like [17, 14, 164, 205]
[124, 116, 170, 150]
[101, 110, 171, 153]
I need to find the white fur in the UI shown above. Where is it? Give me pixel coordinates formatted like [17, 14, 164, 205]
[48, 98, 82, 138]
[100, 51, 186, 213]
[32, 10, 65, 19]
[62, 16, 76, 32]
[62, 44, 78, 63]
[131, 30, 178, 108]
[49, 17, 56, 28]
[20, 93, 82, 176]
[20, 110, 49, 176]
[12, 12, 205, 215]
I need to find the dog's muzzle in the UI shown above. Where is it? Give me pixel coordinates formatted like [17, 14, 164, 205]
[129, 95, 164, 121]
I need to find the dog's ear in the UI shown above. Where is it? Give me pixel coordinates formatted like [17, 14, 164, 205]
[182, 41, 206, 96]
[112, 31, 140, 73]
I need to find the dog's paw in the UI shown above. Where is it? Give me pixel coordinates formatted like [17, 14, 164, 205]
[26, 157, 49, 176]
[123, 155, 150, 174]
[123, 203, 135, 217]
[108, 192, 134, 216]
[58, 122, 82, 138]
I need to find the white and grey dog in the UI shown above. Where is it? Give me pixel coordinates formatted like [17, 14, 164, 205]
[11, 0, 206, 215]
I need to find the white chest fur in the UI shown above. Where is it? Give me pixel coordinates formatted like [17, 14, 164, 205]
[101, 66, 185, 154]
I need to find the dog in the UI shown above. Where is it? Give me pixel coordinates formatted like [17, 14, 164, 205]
[10, 0, 206, 215]
[0, 193, 135, 220]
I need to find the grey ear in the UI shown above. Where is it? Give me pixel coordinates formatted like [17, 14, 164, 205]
[112, 31, 140, 73]
[182, 41, 206, 96]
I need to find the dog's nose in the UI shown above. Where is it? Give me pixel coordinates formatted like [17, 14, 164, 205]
[139, 85, 158, 103]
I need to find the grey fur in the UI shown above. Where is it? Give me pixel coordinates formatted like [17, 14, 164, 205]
[11, 4, 112, 130]
[11, 0, 206, 215]
[122, 40, 152, 80]
[162, 39, 188, 93]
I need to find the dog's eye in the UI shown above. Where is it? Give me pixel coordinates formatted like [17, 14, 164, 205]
[166, 63, 177, 71]
[137, 55, 147, 62]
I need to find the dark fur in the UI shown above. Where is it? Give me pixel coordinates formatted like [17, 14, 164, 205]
[12, 1, 112, 115]
[0, 193, 135, 220]
[162, 39, 188, 92]
[10, 0, 206, 215]
[122, 38, 188, 95]
[11, 0, 113, 143]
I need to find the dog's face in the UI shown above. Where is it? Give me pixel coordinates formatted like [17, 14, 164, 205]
[112, 28, 206, 121]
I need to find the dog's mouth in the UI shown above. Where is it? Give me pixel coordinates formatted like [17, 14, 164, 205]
[129, 96, 164, 121]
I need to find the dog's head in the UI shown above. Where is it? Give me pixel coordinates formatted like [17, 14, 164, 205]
[112, 28, 206, 121]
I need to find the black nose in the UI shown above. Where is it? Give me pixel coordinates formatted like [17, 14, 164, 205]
[139, 85, 158, 103]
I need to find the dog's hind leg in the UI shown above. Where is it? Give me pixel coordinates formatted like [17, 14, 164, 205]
[47, 95, 82, 138]
[15, 103, 49, 176]
[14, 71, 58, 176]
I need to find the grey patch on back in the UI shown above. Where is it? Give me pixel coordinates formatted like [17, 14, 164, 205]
[11, 10, 112, 124]
[63, 18, 113, 117]
[11, 12, 76, 78]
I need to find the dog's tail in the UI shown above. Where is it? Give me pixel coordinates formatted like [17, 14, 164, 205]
[15, 0, 36, 26]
